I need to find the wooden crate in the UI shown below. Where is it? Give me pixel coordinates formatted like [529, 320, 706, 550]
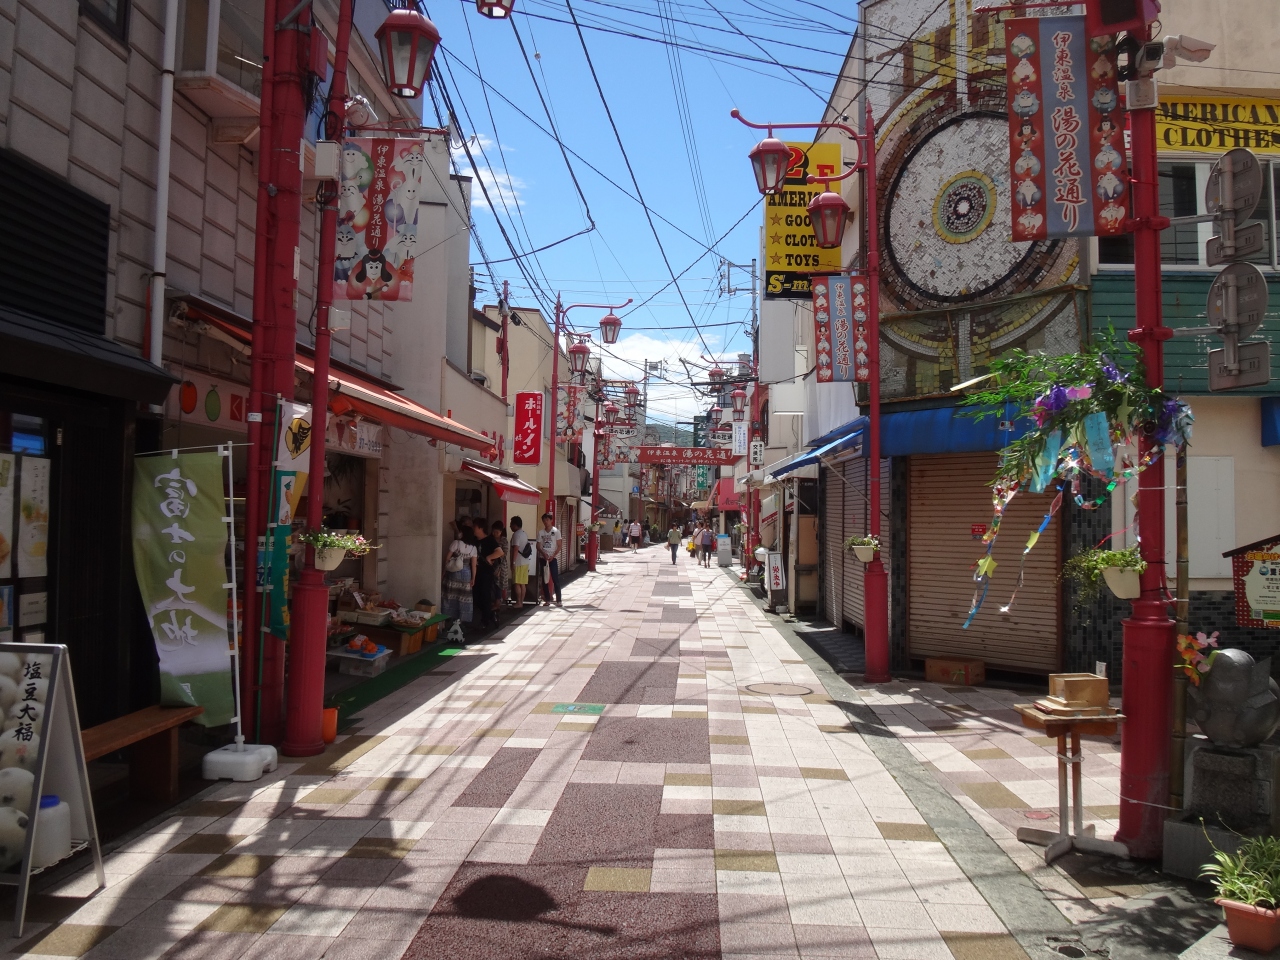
[364, 624, 424, 657]
[925, 658, 985, 686]
[1048, 673, 1109, 708]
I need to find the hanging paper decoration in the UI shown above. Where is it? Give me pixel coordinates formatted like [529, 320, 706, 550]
[958, 345, 1193, 626]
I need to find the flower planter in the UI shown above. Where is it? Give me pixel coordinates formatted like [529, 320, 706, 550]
[1101, 566, 1140, 600]
[851, 545, 877, 563]
[315, 547, 347, 571]
[1218, 899, 1280, 953]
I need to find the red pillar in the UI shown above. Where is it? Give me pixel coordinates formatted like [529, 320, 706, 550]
[1115, 105, 1175, 859]
[862, 100, 890, 684]
[282, 0, 354, 758]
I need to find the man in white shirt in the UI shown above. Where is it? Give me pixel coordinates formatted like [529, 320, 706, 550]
[629, 519, 642, 553]
[537, 512, 563, 606]
[508, 515, 534, 610]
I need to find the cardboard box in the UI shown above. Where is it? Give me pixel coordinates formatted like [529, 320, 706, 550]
[925, 658, 985, 686]
[1048, 673, 1109, 708]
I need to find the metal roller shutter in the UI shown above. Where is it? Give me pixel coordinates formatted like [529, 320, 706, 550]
[907, 453, 1060, 673]
[822, 466, 844, 626]
[840, 457, 865, 627]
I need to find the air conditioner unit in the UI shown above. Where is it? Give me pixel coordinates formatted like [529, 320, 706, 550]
[470, 370, 489, 386]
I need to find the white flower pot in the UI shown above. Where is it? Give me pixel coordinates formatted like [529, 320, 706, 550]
[852, 545, 876, 563]
[314, 547, 347, 571]
[1102, 566, 1140, 599]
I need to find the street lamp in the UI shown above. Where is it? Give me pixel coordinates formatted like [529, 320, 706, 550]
[745, 133, 793, 195]
[603, 402, 620, 427]
[374, 5, 441, 99]
[624, 382, 640, 409]
[709, 405, 723, 426]
[599, 313, 622, 345]
[732, 103, 889, 686]
[568, 340, 591, 378]
[731, 387, 747, 421]
[476, 0, 515, 18]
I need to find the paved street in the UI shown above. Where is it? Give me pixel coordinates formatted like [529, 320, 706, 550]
[0, 547, 1167, 960]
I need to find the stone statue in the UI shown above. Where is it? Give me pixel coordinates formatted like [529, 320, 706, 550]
[1188, 649, 1280, 749]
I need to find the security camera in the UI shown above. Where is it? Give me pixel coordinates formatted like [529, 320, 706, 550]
[1117, 35, 1164, 80]
[1162, 34, 1215, 68]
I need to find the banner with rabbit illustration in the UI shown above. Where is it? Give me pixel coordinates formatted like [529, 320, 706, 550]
[132, 452, 234, 727]
[1005, 17, 1127, 240]
[333, 138, 426, 302]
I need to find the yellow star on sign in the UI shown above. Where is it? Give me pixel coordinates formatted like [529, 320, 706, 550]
[769, 213, 783, 225]
[769, 233, 782, 245]
[769, 253, 782, 264]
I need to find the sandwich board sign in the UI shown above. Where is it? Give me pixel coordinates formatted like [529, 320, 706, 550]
[0, 644, 104, 936]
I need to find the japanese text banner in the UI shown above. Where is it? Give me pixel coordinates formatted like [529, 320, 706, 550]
[637, 446, 739, 465]
[132, 452, 234, 726]
[1006, 17, 1127, 240]
[811, 275, 870, 383]
[514, 392, 544, 466]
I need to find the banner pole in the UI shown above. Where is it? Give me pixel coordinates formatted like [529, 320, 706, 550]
[223, 443, 245, 748]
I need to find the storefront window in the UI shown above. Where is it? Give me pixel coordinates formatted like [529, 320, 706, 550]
[1099, 159, 1277, 268]
[0, 412, 54, 644]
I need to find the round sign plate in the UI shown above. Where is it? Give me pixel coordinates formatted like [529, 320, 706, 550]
[1206, 148, 1264, 226]
[743, 682, 814, 697]
[1207, 262, 1269, 340]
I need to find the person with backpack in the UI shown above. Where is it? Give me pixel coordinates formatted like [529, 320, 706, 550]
[667, 523, 682, 565]
[441, 521, 478, 625]
[699, 523, 716, 567]
[509, 515, 534, 610]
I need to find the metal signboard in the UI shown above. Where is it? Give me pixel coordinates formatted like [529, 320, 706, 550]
[763, 142, 843, 300]
[1207, 262, 1269, 339]
[636, 446, 739, 465]
[1208, 223, 1267, 266]
[1208, 340, 1271, 391]
[1206, 148, 1264, 227]
[750, 440, 765, 466]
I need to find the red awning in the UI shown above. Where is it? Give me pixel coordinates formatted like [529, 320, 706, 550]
[461, 460, 542, 505]
[714, 477, 743, 512]
[181, 301, 494, 454]
[297, 358, 494, 454]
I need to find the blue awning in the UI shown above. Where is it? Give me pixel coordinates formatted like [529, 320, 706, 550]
[772, 418, 867, 478]
[880, 404, 1030, 457]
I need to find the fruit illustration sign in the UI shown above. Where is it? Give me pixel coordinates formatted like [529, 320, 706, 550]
[1005, 17, 1127, 240]
[166, 370, 249, 433]
[334, 138, 426, 302]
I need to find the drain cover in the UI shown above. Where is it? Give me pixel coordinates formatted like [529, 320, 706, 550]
[744, 682, 813, 697]
[1024, 810, 1054, 820]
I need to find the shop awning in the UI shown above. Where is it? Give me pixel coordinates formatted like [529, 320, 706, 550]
[0, 306, 177, 404]
[759, 493, 778, 525]
[460, 460, 542, 505]
[880, 404, 1028, 456]
[772, 418, 867, 479]
[691, 500, 710, 511]
[295, 358, 494, 454]
[594, 495, 623, 518]
[713, 477, 743, 511]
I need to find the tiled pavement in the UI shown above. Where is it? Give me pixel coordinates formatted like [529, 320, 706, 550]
[2, 549, 1090, 960]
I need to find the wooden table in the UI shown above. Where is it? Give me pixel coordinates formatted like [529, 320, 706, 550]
[1013, 704, 1129, 864]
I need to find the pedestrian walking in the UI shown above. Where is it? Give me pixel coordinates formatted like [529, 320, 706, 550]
[441, 522, 478, 627]
[629, 518, 641, 553]
[492, 520, 510, 614]
[667, 523, 681, 565]
[537, 512, 564, 606]
[699, 524, 715, 567]
[473, 518, 502, 629]
[620, 519, 629, 548]
[509, 516, 534, 610]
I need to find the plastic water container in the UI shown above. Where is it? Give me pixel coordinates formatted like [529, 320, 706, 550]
[32, 795, 70, 869]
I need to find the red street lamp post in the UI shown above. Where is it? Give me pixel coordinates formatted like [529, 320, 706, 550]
[731, 387, 747, 422]
[475, 0, 515, 18]
[275, 0, 440, 756]
[732, 102, 889, 684]
[599, 313, 622, 345]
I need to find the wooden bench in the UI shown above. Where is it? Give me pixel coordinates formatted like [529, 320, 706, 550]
[82, 705, 204, 803]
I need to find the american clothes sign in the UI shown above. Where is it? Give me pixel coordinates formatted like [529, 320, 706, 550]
[763, 141, 843, 299]
[1006, 17, 1127, 240]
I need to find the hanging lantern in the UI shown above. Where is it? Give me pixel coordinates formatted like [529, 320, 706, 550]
[709, 405, 723, 425]
[375, 5, 441, 100]
[807, 188, 850, 249]
[709, 365, 725, 384]
[599, 313, 621, 345]
[568, 340, 591, 376]
[604, 402, 620, 427]
[748, 137, 792, 196]
[731, 388, 747, 422]
[624, 383, 641, 408]
[476, 0, 514, 18]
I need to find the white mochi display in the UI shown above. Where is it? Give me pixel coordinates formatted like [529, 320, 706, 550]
[0, 768, 33, 813]
[0, 806, 28, 870]
[0, 731, 40, 772]
[4, 702, 43, 737]
[0, 655, 21, 683]
[0, 677, 17, 715]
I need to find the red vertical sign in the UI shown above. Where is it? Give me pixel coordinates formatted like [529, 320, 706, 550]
[513, 392, 543, 465]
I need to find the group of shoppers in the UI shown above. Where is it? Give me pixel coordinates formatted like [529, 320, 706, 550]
[440, 512, 564, 634]
[663, 520, 717, 566]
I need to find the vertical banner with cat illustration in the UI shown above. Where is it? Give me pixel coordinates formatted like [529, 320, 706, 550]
[333, 138, 426, 302]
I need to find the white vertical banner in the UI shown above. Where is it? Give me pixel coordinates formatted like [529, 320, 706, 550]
[732, 422, 749, 456]
[17, 458, 49, 579]
[0, 454, 14, 579]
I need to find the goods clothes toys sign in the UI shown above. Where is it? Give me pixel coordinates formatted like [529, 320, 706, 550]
[1005, 17, 1128, 240]
[333, 139, 427, 302]
[764, 142, 843, 299]
[811, 275, 870, 383]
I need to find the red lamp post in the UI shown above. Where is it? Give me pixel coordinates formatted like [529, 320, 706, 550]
[277, 0, 439, 757]
[599, 313, 622, 345]
[733, 103, 889, 684]
[475, 0, 515, 18]
[603, 402, 621, 427]
[747, 135, 793, 195]
[624, 382, 641, 410]
[731, 387, 747, 422]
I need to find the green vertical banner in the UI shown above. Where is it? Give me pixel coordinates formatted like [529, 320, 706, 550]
[132, 452, 235, 726]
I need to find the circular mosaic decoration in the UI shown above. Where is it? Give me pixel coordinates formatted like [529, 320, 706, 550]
[743, 682, 813, 697]
[932, 170, 996, 244]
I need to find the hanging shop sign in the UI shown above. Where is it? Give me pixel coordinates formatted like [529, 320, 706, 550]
[165, 370, 249, 432]
[1158, 98, 1280, 156]
[17, 457, 49, 580]
[764, 141, 843, 300]
[556, 384, 586, 443]
[696, 465, 710, 489]
[131, 452, 236, 726]
[732, 422, 749, 456]
[333, 139, 427, 302]
[637, 446, 740, 465]
[811, 275, 871, 382]
[327, 418, 384, 458]
[750, 439, 765, 466]
[514, 392, 544, 465]
[1005, 17, 1127, 240]
[1227, 534, 1280, 628]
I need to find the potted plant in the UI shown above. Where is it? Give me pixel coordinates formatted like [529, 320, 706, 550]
[1202, 835, 1280, 952]
[297, 529, 377, 571]
[733, 522, 749, 536]
[845, 534, 880, 563]
[1062, 546, 1147, 604]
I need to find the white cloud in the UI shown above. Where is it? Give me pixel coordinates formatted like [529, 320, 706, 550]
[600, 331, 725, 424]
[451, 134, 524, 211]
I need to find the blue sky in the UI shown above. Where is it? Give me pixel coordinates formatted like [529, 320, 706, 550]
[418, 0, 855, 427]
